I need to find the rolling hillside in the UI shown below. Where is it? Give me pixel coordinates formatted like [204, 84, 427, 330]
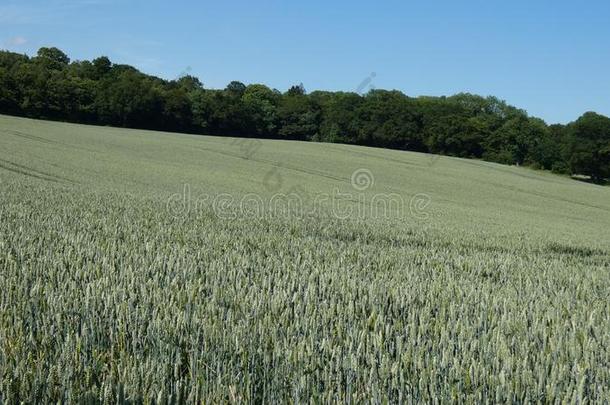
[1, 114, 608, 245]
[1, 114, 609, 402]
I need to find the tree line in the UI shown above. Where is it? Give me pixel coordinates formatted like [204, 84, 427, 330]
[1, 47, 609, 182]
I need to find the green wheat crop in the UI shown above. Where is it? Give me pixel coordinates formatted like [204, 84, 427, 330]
[1, 115, 609, 403]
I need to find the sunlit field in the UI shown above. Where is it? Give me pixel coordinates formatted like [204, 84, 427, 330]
[1, 114, 609, 402]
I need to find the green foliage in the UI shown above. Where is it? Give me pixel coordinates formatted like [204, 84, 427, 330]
[1, 115, 609, 402]
[286, 83, 306, 96]
[356, 90, 423, 150]
[92, 56, 112, 78]
[95, 70, 163, 128]
[426, 115, 487, 157]
[242, 84, 280, 136]
[277, 91, 319, 140]
[482, 115, 543, 165]
[225, 81, 247, 98]
[568, 112, 610, 182]
[175, 75, 203, 92]
[35, 47, 70, 69]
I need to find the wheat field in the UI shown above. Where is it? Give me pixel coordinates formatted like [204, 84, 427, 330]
[1, 114, 609, 403]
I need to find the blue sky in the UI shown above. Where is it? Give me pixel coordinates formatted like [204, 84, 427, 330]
[1, 0, 609, 124]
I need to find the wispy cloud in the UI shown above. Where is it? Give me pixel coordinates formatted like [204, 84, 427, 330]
[3, 36, 28, 47]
